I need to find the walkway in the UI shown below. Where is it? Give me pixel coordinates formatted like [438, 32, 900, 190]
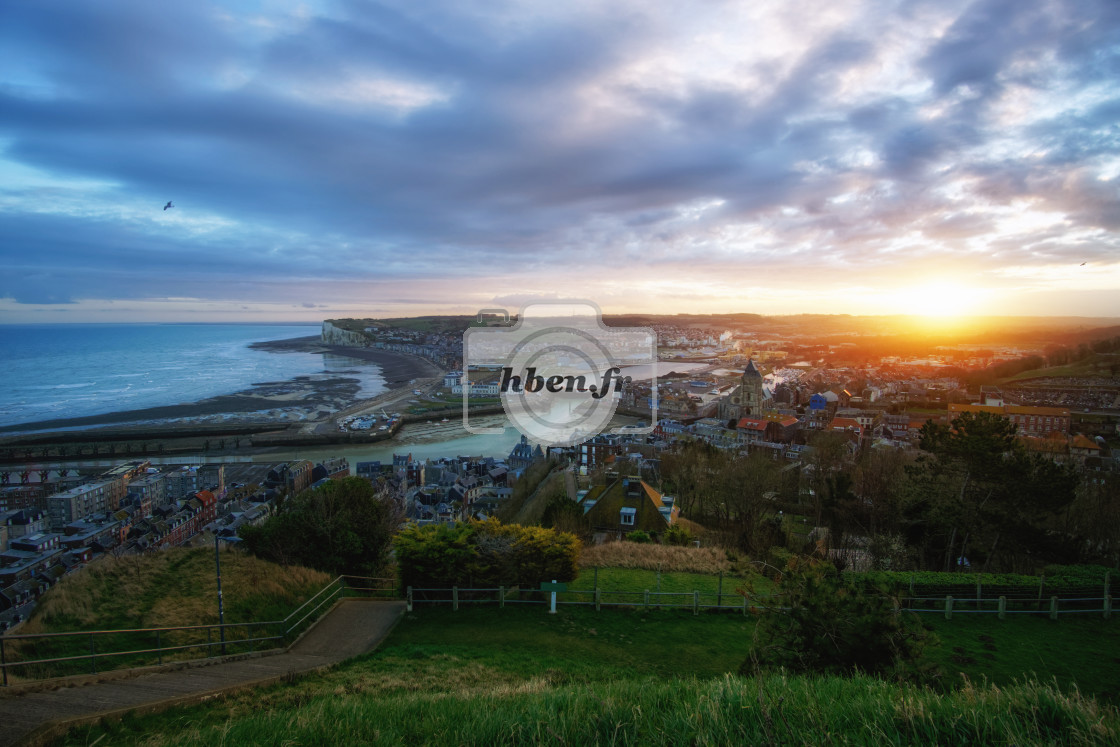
[0, 599, 406, 747]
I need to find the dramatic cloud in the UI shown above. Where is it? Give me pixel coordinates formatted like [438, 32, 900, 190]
[1, 0, 1118, 321]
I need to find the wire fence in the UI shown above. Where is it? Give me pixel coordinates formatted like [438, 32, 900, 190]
[0, 576, 397, 687]
[406, 582, 1115, 621]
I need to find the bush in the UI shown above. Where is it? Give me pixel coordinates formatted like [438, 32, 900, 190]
[741, 557, 939, 684]
[663, 525, 694, 546]
[625, 530, 652, 544]
[396, 518, 580, 589]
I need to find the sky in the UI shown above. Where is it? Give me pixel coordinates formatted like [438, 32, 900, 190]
[1, 0, 1119, 323]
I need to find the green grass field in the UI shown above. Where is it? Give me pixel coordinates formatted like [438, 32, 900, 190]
[53, 605, 1120, 746]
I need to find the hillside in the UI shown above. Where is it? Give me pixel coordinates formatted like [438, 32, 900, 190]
[24, 547, 332, 634]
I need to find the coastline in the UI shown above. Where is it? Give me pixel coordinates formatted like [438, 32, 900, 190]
[0, 337, 444, 439]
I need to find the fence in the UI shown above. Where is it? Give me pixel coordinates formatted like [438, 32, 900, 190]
[0, 575, 397, 687]
[406, 580, 1114, 621]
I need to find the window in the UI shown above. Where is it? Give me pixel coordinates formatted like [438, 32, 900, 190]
[620, 507, 636, 526]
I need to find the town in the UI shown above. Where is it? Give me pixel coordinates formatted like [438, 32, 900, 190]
[3, 315, 1118, 633]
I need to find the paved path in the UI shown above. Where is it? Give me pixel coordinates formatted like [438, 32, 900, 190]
[0, 599, 406, 747]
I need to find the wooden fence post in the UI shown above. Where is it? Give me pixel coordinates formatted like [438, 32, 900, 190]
[1105, 595, 1112, 620]
[499, 586, 505, 609]
[743, 596, 748, 616]
[453, 586, 459, 612]
[718, 572, 723, 608]
[944, 595, 953, 620]
[595, 587, 601, 613]
[998, 596, 1006, 620]
[644, 589, 650, 610]
[1049, 596, 1058, 621]
[693, 590, 699, 616]
[976, 579, 982, 610]
[406, 586, 413, 612]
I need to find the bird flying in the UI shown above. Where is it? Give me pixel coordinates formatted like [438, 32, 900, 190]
[163, 201, 174, 210]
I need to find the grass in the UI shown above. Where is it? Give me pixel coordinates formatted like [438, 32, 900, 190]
[53, 606, 1120, 746]
[7, 548, 332, 681]
[924, 615, 1120, 702]
[29, 541, 1120, 744]
[28, 547, 332, 632]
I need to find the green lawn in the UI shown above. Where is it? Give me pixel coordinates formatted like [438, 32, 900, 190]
[53, 605, 1120, 746]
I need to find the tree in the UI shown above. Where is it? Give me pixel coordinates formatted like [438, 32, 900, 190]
[905, 411, 1079, 573]
[661, 442, 782, 554]
[803, 431, 853, 525]
[239, 477, 401, 576]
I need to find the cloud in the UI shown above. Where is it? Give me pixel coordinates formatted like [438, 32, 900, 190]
[0, 0, 1117, 319]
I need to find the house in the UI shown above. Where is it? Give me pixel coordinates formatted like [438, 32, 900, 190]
[809, 391, 839, 412]
[508, 436, 545, 472]
[736, 417, 769, 443]
[578, 434, 623, 473]
[830, 417, 863, 434]
[582, 475, 678, 538]
[764, 415, 800, 443]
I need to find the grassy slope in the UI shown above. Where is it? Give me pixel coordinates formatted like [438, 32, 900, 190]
[55, 606, 1120, 746]
[9, 548, 333, 681]
[27, 547, 332, 633]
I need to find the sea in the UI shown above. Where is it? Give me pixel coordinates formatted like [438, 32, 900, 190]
[0, 324, 387, 429]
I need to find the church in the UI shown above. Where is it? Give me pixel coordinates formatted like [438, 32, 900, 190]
[718, 359, 773, 422]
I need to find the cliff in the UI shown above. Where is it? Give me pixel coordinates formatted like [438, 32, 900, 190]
[321, 321, 371, 347]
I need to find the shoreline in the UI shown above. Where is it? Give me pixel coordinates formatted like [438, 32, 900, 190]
[0, 337, 445, 441]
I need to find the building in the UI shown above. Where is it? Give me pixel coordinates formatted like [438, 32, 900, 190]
[582, 475, 678, 538]
[948, 403, 1070, 437]
[47, 481, 118, 531]
[718, 359, 773, 422]
[809, 390, 839, 412]
[578, 434, 623, 473]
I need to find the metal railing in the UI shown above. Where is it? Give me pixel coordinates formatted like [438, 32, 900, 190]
[0, 575, 398, 687]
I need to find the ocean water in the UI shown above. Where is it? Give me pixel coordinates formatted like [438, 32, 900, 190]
[0, 324, 387, 428]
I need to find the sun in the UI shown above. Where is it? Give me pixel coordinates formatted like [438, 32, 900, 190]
[882, 281, 989, 324]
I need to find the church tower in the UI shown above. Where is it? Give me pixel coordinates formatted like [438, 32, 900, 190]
[719, 358, 766, 421]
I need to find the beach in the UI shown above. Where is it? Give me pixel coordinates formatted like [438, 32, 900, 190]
[0, 337, 443, 439]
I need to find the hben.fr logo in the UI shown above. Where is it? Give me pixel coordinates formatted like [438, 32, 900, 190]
[463, 301, 657, 447]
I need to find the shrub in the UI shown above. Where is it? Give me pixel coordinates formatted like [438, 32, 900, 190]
[395, 518, 580, 589]
[625, 530, 652, 544]
[663, 525, 694, 546]
[741, 557, 939, 684]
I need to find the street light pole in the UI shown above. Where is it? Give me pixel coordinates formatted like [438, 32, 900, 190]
[214, 533, 226, 655]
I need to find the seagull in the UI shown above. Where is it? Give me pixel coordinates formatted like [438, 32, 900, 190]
[1080, 262, 1086, 266]
[163, 201, 174, 211]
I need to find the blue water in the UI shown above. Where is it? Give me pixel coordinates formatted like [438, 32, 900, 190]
[0, 324, 386, 427]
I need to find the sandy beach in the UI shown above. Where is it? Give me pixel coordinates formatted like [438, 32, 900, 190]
[0, 337, 444, 438]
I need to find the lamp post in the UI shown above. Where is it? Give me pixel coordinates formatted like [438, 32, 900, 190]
[214, 533, 226, 655]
